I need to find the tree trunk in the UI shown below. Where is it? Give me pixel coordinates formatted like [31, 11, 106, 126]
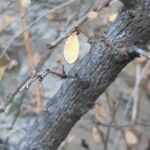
[19, 1, 150, 149]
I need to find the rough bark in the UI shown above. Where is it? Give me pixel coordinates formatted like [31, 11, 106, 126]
[120, 0, 138, 8]
[19, 1, 150, 150]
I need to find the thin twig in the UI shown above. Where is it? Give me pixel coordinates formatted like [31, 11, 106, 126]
[129, 46, 150, 59]
[0, 76, 30, 113]
[19, 67, 71, 92]
[20, 1, 43, 113]
[0, 0, 75, 58]
[0, 0, 110, 114]
[4, 92, 26, 149]
[48, 14, 88, 48]
[112, 60, 150, 150]
[0, 1, 91, 113]
[131, 63, 141, 122]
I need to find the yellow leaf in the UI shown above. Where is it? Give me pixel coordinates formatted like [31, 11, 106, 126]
[64, 32, 79, 64]
[108, 12, 118, 22]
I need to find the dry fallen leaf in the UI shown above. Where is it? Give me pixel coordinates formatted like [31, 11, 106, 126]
[0, 12, 15, 32]
[92, 127, 101, 143]
[64, 32, 79, 64]
[60, 135, 74, 149]
[7, 60, 18, 70]
[87, 11, 98, 20]
[124, 126, 141, 146]
[91, 103, 107, 122]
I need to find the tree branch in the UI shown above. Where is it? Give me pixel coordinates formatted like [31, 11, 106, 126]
[120, 0, 138, 8]
[19, 1, 150, 150]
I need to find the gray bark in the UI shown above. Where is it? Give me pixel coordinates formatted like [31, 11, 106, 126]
[19, 1, 150, 150]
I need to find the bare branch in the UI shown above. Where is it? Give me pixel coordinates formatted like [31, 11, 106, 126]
[19, 1, 150, 149]
[131, 46, 150, 59]
[0, 0, 76, 58]
[0, 4, 92, 113]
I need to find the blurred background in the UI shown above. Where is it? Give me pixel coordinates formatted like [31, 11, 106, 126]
[0, 0, 150, 150]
